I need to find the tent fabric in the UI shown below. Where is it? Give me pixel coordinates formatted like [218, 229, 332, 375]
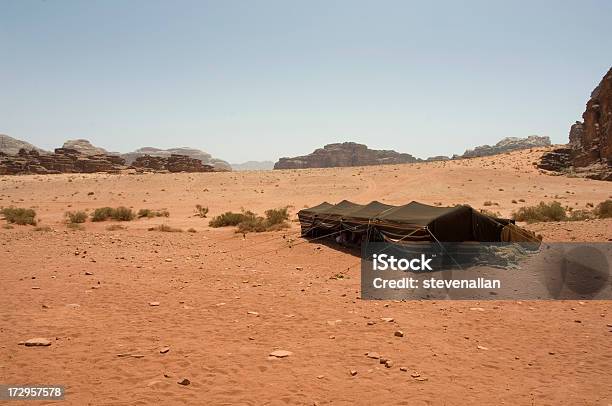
[298, 200, 538, 243]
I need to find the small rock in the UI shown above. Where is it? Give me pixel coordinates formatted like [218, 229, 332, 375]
[24, 338, 51, 347]
[177, 378, 190, 386]
[131, 354, 145, 358]
[470, 307, 485, 311]
[477, 345, 489, 351]
[410, 372, 421, 378]
[164, 258, 173, 262]
[316, 375, 324, 379]
[149, 301, 160, 306]
[384, 360, 393, 368]
[247, 311, 259, 316]
[349, 370, 358, 376]
[85, 271, 93, 276]
[394, 330, 404, 337]
[367, 321, 376, 326]
[295, 267, 304, 271]
[365, 352, 380, 359]
[399, 367, 408, 372]
[160, 347, 170, 354]
[380, 317, 394, 322]
[269, 350, 292, 358]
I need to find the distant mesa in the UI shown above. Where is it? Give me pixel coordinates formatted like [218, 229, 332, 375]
[539, 67, 612, 181]
[0, 134, 47, 155]
[122, 147, 231, 171]
[0, 137, 230, 175]
[458, 135, 551, 159]
[274, 142, 422, 169]
[231, 161, 275, 171]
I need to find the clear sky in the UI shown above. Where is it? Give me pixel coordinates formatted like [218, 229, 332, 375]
[1, 0, 611, 162]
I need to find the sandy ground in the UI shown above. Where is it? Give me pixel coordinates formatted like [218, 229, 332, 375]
[1, 147, 611, 405]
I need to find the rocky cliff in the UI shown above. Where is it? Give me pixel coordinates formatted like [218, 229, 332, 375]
[131, 154, 215, 173]
[274, 142, 422, 169]
[0, 148, 126, 175]
[460, 135, 551, 158]
[0, 134, 46, 155]
[122, 147, 231, 171]
[538, 68, 612, 181]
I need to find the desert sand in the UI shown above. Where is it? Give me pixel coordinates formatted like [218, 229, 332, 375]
[1, 147, 611, 405]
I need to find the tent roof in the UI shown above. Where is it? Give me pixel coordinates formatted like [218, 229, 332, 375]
[345, 201, 395, 219]
[377, 201, 466, 226]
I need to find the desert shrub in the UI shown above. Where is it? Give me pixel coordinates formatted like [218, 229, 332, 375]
[111, 206, 135, 221]
[264, 207, 289, 226]
[594, 200, 612, 218]
[91, 207, 114, 222]
[34, 225, 53, 232]
[236, 216, 268, 233]
[138, 208, 170, 218]
[148, 224, 183, 232]
[567, 209, 593, 221]
[106, 224, 126, 231]
[209, 210, 257, 227]
[65, 210, 87, 224]
[195, 204, 209, 218]
[0, 207, 37, 225]
[512, 201, 566, 223]
[483, 201, 493, 206]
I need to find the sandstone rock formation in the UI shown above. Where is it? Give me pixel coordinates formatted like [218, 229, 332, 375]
[122, 147, 231, 171]
[131, 154, 215, 173]
[538, 68, 612, 181]
[274, 142, 422, 169]
[0, 148, 126, 175]
[460, 136, 551, 158]
[0, 134, 46, 155]
[62, 139, 114, 156]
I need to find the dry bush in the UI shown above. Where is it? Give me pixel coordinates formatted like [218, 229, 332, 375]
[65, 211, 87, 224]
[209, 210, 256, 227]
[91, 207, 114, 222]
[106, 224, 126, 231]
[0, 207, 37, 225]
[567, 209, 594, 221]
[138, 208, 170, 218]
[512, 201, 566, 223]
[148, 224, 183, 232]
[92, 207, 135, 222]
[594, 200, 612, 218]
[34, 225, 53, 232]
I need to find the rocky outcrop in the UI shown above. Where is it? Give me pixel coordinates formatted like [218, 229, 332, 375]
[62, 139, 113, 156]
[460, 136, 551, 158]
[0, 148, 126, 175]
[131, 154, 215, 173]
[0, 134, 46, 155]
[274, 142, 422, 169]
[539, 68, 612, 181]
[122, 147, 231, 171]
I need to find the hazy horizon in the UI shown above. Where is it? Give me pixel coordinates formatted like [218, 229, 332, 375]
[2, 0, 611, 162]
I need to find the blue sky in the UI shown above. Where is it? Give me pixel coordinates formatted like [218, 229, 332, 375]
[1, 0, 611, 162]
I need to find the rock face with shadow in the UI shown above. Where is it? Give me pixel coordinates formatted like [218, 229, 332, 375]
[539, 68, 612, 181]
[0, 148, 126, 175]
[459, 136, 551, 159]
[274, 142, 422, 169]
[122, 147, 231, 171]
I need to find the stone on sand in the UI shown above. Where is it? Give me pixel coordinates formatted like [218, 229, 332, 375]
[269, 350, 292, 358]
[394, 330, 404, 337]
[177, 378, 190, 386]
[24, 338, 52, 347]
[149, 301, 160, 306]
[160, 346, 170, 354]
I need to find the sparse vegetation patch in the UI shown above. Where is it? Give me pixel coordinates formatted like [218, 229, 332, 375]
[512, 201, 566, 223]
[0, 207, 37, 225]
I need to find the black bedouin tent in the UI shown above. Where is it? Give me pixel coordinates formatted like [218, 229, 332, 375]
[298, 200, 539, 244]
